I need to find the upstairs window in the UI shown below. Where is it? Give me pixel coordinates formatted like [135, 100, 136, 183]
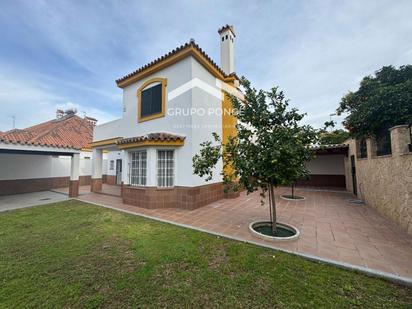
[137, 78, 167, 122]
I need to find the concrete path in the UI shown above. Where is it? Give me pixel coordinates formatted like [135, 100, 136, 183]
[0, 191, 68, 212]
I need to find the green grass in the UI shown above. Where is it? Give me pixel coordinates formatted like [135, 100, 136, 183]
[0, 200, 411, 308]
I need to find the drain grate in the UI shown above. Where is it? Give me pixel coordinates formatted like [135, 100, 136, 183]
[39, 197, 52, 201]
[347, 199, 365, 205]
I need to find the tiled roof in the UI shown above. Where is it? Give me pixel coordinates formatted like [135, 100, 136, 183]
[116, 40, 238, 86]
[117, 133, 185, 145]
[0, 114, 95, 150]
[312, 144, 349, 155]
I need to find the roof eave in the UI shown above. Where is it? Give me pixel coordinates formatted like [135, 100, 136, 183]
[116, 44, 237, 89]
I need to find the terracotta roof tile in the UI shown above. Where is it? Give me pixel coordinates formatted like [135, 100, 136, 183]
[117, 133, 185, 145]
[0, 115, 95, 150]
[116, 40, 238, 86]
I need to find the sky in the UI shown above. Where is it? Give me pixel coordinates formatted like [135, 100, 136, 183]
[0, 0, 411, 131]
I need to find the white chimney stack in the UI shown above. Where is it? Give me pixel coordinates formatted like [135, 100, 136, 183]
[218, 25, 236, 75]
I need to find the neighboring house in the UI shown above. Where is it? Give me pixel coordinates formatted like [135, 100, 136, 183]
[90, 25, 241, 209]
[0, 109, 108, 196]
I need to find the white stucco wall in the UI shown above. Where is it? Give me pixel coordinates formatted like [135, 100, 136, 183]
[306, 154, 345, 175]
[190, 57, 224, 186]
[0, 152, 108, 180]
[106, 151, 122, 176]
[94, 55, 225, 187]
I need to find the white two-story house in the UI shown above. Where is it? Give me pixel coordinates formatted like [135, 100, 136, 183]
[90, 25, 241, 209]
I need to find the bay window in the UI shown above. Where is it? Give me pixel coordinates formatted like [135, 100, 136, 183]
[129, 150, 147, 186]
[157, 150, 174, 187]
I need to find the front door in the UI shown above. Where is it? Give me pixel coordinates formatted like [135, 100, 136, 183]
[350, 155, 357, 196]
[116, 159, 122, 185]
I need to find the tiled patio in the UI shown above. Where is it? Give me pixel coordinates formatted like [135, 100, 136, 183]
[53, 183, 121, 196]
[77, 186, 412, 281]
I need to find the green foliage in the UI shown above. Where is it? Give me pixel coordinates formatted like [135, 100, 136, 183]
[319, 129, 350, 145]
[193, 77, 318, 194]
[337, 65, 412, 138]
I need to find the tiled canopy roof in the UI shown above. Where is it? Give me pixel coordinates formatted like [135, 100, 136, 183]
[312, 144, 349, 155]
[312, 144, 349, 150]
[115, 40, 238, 86]
[0, 114, 95, 150]
[117, 133, 185, 145]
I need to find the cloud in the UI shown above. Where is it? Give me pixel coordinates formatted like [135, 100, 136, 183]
[0, 73, 117, 131]
[0, 0, 411, 131]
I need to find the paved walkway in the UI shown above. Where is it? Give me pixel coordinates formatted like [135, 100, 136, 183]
[78, 186, 412, 281]
[0, 191, 68, 212]
[53, 184, 121, 197]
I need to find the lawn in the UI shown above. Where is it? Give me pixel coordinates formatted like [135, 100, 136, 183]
[0, 200, 411, 308]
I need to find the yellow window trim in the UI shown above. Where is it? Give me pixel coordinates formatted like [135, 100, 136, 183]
[118, 139, 184, 150]
[137, 77, 167, 123]
[90, 137, 123, 148]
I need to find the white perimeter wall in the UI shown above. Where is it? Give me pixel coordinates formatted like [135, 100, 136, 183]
[0, 152, 109, 180]
[305, 154, 345, 175]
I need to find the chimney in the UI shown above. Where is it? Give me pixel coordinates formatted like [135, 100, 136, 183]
[84, 116, 97, 126]
[218, 25, 236, 75]
[56, 109, 64, 119]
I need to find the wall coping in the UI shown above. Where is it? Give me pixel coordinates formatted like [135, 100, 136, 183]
[389, 124, 409, 131]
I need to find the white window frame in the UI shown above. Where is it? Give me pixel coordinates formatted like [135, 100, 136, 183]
[156, 149, 175, 188]
[109, 160, 114, 170]
[129, 150, 147, 186]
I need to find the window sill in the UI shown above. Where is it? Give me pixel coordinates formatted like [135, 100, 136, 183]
[138, 112, 165, 123]
[156, 186, 175, 191]
[124, 185, 175, 190]
[125, 185, 147, 190]
[372, 154, 392, 159]
[356, 157, 368, 161]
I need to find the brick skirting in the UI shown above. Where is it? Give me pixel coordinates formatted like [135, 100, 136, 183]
[104, 175, 117, 185]
[68, 180, 79, 197]
[0, 175, 91, 196]
[122, 182, 226, 210]
[91, 178, 103, 192]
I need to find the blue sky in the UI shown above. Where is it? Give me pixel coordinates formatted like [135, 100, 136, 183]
[0, 0, 411, 131]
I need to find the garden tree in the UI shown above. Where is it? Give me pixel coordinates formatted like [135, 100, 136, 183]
[193, 78, 318, 235]
[318, 128, 350, 145]
[337, 65, 412, 138]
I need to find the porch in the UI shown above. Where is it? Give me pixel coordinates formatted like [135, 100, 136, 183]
[76, 186, 412, 282]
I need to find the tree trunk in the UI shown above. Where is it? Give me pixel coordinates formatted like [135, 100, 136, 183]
[268, 183, 277, 236]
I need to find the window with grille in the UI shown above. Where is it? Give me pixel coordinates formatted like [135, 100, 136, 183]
[129, 151, 147, 186]
[359, 138, 367, 158]
[109, 160, 114, 170]
[157, 150, 174, 187]
[376, 129, 392, 156]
